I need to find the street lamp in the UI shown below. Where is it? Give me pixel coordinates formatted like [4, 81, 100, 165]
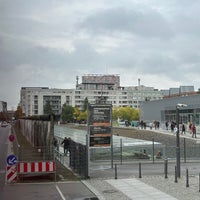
[176, 103, 187, 178]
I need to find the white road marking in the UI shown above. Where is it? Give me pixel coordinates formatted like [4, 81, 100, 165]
[56, 184, 66, 200]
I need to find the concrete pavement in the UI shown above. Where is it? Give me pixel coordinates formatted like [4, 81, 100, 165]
[61, 127, 200, 200]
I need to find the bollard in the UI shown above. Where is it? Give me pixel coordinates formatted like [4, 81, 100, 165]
[199, 173, 200, 192]
[139, 162, 142, 178]
[186, 168, 189, 187]
[120, 139, 123, 165]
[152, 138, 155, 164]
[164, 158, 168, 179]
[175, 166, 178, 183]
[115, 164, 117, 179]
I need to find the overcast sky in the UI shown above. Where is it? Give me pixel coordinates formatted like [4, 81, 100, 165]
[1, 0, 200, 110]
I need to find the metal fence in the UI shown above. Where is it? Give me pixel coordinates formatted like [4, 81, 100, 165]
[89, 142, 200, 163]
[69, 140, 88, 178]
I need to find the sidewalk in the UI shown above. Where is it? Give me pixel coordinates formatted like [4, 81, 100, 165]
[61, 150, 178, 199]
[61, 154, 178, 200]
[82, 178, 178, 200]
[59, 127, 200, 200]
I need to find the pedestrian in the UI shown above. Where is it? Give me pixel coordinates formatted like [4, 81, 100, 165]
[191, 124, 197, 138]
[61, 137, 70, 155]
[181, 123, 186, 134]
[189, 122, 192, 134]
[165, 121, 169, 130]
[156, 150, 162, 159]
[174, 125, 178, 134]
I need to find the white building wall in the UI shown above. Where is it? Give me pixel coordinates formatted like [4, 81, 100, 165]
[20, 82, 163, 116]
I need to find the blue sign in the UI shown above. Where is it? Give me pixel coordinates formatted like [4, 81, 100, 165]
[7, 154, 17, 166]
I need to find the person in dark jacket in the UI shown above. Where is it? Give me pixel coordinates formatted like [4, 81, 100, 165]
[181, 123, 186, 134]
[61, 137, 70, 155]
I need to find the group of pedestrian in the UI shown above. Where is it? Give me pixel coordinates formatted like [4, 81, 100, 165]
[165, 121, 197, 138]
[53, 136, 71, 155]
[61, 137, 71, 156]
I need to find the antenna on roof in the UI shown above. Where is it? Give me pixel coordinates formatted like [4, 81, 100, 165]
[76, 76, 79, 89]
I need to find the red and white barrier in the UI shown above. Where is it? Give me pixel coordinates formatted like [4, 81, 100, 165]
[7, 165, 17, 183]
[17, 161, 56, 174]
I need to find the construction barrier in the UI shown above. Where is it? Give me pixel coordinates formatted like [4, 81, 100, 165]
[6, 165, 17, 183]
[17, 161, 56, 174]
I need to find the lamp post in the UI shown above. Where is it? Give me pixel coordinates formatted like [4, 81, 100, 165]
[176, 103, 187, 178]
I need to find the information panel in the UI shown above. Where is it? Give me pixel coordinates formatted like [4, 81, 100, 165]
[88, 104, 112, 147]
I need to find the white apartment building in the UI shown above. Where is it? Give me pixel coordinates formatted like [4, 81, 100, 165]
[20, 74, 163, 116]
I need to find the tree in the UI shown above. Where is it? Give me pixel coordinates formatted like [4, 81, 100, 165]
[77, 111, 87, 123]
[112, 107, 119, 121]
[73, 106, 80, 122]
[14, 106, 24, 119]
[113, 106, 139, 122]
[61, 104, 74, 122]
[43, 100, 53, 115]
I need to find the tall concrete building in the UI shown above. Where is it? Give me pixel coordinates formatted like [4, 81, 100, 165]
[20, 74, 163, 117]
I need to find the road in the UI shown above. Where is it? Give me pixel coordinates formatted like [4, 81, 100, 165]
[0, 125, 97, 200]
[0, 125, 9, 190]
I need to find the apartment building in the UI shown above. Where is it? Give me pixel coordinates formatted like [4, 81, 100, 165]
[20, 74, 163, 116]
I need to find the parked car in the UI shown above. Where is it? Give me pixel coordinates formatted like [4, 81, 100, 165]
[1, 121, 8, 127]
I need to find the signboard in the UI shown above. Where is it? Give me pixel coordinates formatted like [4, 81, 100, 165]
[89, 126, 111, 136]
[88, 105, 111, 125]
[88, 104, 112, 147]
[7, 154, 17, 166]
[90, 136, 111, 147]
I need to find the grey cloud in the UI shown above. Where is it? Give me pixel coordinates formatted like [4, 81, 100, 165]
[1, 0, 200, 109]
[79, 7, 173, 39]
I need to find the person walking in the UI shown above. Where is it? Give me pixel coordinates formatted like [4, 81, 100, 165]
[61, 137, 70, 155]
[191, 124, 197, 138]
[181, 123, 186, 134]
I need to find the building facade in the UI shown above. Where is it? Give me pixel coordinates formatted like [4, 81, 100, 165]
[0, 101, 7, 112]
[140, 94, 200, 125]
[20, 75, 163, 116]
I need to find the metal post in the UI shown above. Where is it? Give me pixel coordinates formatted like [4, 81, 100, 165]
[120, 138, 122, 165]
[110, 106, 114, 169]
[86, 134, 90, 178]
[115, 163, 117, 179]
[184, 138, 186, 163]
[152, 138, 155, 164]
[176, 107, 181, 178]
[139, 162, 142, 178]
[164, 158, 168, 179]
[175, 166, 178, 183]
[199, 173, 200, 192]
[186, 168, 189, 187]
